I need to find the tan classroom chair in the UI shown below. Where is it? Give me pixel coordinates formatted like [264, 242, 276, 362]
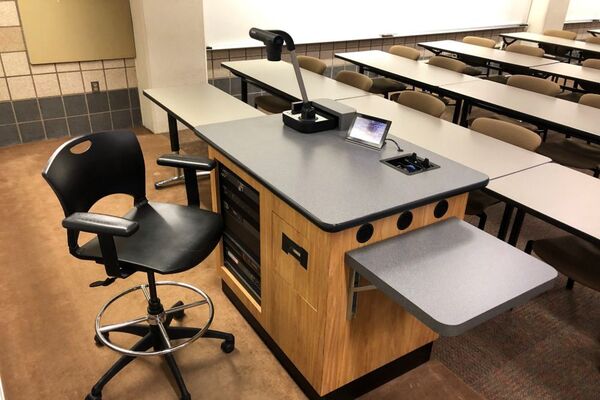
[335, 70, 373, 91]
[486, 44, 546, 84]
[525, 235, 600, 292]
[536, 93, 600, 178]
[254, 56, 327, 113]
[370, 45, 421, 98]
[463, 36, 496, 48]
[506, 75, 561, 97]
[389, 45, 421, 60]
[587, 36, 600, 45]
[427, 55, 468, 73]
[540, 29, 577, 60]
[466, 118, 543, 229]
[543, 29, 577, 40]
[506, 43, 545, 57]
[461, 36, 497, 76]
[395, 91, 446, 118]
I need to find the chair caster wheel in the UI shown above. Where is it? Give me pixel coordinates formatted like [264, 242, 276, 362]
[172, 300, 185, 321]
[94, 332, 108, 347]
[221, 339, 235, 354]
[85, 392, 101, 400]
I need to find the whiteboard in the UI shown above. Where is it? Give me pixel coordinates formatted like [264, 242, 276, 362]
[203, 0, 532, 49]
[565, 0, 600, 22]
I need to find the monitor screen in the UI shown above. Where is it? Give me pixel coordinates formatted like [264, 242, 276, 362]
[346, 113, 391, 149]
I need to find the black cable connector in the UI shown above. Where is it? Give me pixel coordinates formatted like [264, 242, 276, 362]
[385, 138, 403, 152]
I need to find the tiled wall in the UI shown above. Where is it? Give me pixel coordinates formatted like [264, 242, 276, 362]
[0, 0, 140, 147]
[564, 20, 600, 38]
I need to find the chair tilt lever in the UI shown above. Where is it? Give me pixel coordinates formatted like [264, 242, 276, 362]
[346, 269, 376, 320]
[89, 277, 117, 288]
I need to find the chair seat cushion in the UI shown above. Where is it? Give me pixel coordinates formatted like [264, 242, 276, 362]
[370, 77, 407, 95]
[463, 66, 485, 76]
[465, 190, 499, 215]
[77, 202, 223, 274]
[533, 236, 600, 292]
[537, 141, 600, 170]
[254, 95, 291, 113]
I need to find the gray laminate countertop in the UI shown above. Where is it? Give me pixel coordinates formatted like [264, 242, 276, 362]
[194, 114, 488, 232]
[346, 218, 557, 336]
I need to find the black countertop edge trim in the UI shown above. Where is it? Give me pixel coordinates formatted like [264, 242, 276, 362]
[193, 124, 488, 233]
[222, 281, 433, 400]
[222, 63, 301, 102]
[482, 186, 600, 246]
[453, 95, 600, 145]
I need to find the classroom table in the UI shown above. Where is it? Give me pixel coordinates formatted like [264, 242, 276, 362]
[486, 163, 600, 247]
[143, 83, 263, 187]
[222, 59, 369, 103]
[335, 50, 478, 122]
[418, 40, 558, 70]
[339, 95, 550, 179]
[500, 32, 600, 58]
[590, 29, 600, 37]
[441, 79, 600, 144]
[532, 62, 600, 92]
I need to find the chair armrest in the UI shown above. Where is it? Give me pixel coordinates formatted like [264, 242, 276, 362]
[157, 154, 216, 171]
[63, 212, 139, 237]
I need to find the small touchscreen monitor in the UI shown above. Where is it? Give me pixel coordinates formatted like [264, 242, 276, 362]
[345, 113, 391, 149]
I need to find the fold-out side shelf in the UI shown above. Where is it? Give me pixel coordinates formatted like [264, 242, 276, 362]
[345, 218, 557, 336]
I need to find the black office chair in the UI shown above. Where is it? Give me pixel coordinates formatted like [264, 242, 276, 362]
[42, 130, 234, 400]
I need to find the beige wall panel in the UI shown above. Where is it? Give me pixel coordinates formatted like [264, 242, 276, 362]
[18, 0, 135, 64]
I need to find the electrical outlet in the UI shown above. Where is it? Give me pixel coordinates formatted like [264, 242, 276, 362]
[91, 81, 100, 92]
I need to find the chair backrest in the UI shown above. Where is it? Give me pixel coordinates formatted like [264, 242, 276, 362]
[579, 93, 600, 109]
[471, 118, 542, 151]
[389, 45, 421, 60]
[298, 55, 327, 75]
[43, 130, 146, 216]
[427, 56, 467, 73]
[582, 58, 600, 70]
[506, 43, 545, 57]
[463, 36, 496, 48]
[507, 75, 561, 97]
[42, 131, 146, 247]
[587, 36, 600, 45]
[543, 29, 577, 40]
[335, 70, 373, 91]
[396, 91, 446, 118]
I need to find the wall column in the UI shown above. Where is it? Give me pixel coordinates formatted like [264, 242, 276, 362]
[129, 0, 207, 133]
[527, 0, 571, 33]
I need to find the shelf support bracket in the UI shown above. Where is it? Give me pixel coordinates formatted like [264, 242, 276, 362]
[346, 269, 376, 320]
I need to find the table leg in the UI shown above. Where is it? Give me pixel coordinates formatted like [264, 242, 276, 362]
[358, 66, 365, 74]
[241, 79, 248, 103]
[452, 98, 463, 124]
[155, 114, 209, 190]
[507, 208, 526, 247]
[458, 99, 470, 127]
[497, 203, 514, 241]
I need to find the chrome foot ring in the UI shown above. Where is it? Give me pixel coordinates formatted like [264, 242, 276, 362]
[94, 281, 214, 357]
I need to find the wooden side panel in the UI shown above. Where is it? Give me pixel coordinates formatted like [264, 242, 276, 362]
[319, 194, 468, 395]
[209, 145, 470, 396]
